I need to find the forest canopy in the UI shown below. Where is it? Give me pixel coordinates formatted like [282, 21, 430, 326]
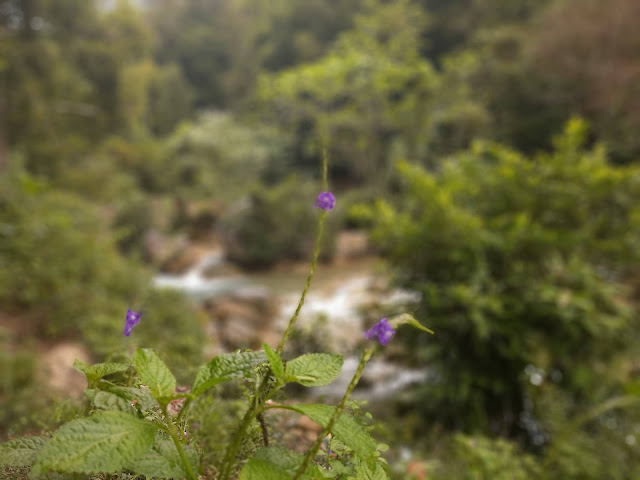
[1, 0, 640, 479]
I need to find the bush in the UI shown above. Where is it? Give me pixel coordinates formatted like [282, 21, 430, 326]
[0, 170, 147, 341]
[220, 177, 338, 269]
[0, 168, 205, 376]
[367, 119, 640, 436]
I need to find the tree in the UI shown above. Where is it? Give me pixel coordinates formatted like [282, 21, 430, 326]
[254, 0, 488, 185]
[530, 0, 640, 163]
[367, 119, 640, 437]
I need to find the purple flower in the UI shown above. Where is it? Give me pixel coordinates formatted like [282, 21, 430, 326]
[364, 317, 396, 346]
[124, 309, 142, 337]
[315, 191, 336, 211]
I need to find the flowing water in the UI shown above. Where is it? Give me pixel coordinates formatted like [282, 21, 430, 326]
[153, 249, 428, 400]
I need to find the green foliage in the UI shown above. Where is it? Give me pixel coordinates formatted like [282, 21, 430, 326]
[0, 436, 48, 468]
[0, 341, 399, 479]
[158, 111, 288, 202]
[255, 0, 490, 185]
[221, 177, 338, 268]
[530, 0, 640, 162]
[147, 0, 363, 107]
[367, 120, 640, 434]
[430, 434, 541, 480]
[534, 386, 640, 479]
[285, 353, 344, 387]
[0, 341, 40, 435]
[112, 197, 154, 256]
[265, 343, 286, 381]
[0, 169, 147, 342]
[30, 411, 157, 476]
[281, 404, 378, 466]
[192, 351, 267, 395]
[72, 360, 130, 388]
[128, 435, 199, 479]
[133, 348, 177, 400]
[74, 289, 205, 385]
[240, 447, 309, 480]
[2, 0, 177, 177]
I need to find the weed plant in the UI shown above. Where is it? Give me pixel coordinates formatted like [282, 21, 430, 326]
[0, 158, 433, 480]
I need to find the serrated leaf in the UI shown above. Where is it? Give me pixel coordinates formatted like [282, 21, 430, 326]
[105, 386, 158, 412]
[264, 344, 285, 381]
[85, 389, 137, 414]
[0, 436, 47, 467]
[128, 435, 198, 479]
[352, 462, 388, 480]
[133, 348, 176, 399]
[285, 354, 343, 387]
[73, 360, 130, 385]
[239, 458, 291, 480]
[240, 447, 321, 480]
[283, 404, 377, 465]
[31, 411, 157, 476]
[192, 351, 267, 395]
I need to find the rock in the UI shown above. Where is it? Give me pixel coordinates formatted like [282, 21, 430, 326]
[143, 230, 188, 266]
[40, 343, 92, 398]
[334, 230, 371, 260]
[187, 203, 222, 241]
[161, 242, 214, 274]
[204, 289, 281, 350]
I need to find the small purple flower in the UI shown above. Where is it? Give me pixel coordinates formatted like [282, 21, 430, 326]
[315, 191, 336, 211]
[364, 317, 396, 346]
[124, 309, 142, 337]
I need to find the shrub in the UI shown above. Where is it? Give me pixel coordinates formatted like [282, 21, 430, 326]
[367, 119, 640, 436]
[220, 177, 338, 269]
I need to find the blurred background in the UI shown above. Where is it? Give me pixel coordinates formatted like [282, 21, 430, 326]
[1, 0, 640, 478]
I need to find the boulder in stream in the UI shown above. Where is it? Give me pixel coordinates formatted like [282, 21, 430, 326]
[204, 287, 281, 350]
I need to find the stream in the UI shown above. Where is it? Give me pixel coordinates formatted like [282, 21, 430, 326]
[153, 249, 429, 401]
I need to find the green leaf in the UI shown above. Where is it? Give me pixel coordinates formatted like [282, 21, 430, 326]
[72, 360, 130, 385]
[105, 386, 159, 412]
[31, 411, 157, 476]
[0, 436, 47, 467]
[285, 354, 343, 387]
[133, 348, 176, 399]
[128, 434, 199, 479]
[239, 458, 291, 480]
[240, 446, 319, 480]
[264, 344, 285, 381]
[85, 389, 135, 414]
[352, 462, 388, 480]
[283, 404, 377, 465]
[192, 351, 267, 395]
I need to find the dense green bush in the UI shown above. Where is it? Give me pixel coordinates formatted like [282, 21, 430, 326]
[366, 119, 640, 437]
[220, 177, 338, 269]
[432, 434, 541, 479]
[0, 168, 204, 375]
[158, 112, 289, 203]
[0, 169, 145, 340]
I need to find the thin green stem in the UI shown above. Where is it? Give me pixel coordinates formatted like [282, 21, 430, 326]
[292, 347, 375, 480]
[163, 407, 198, 480]
[322, 147, 328, 190]
[220, 147, 331, 478]
[276, 211, 327, 354]
[276, 144, 329, 355]
[219, 378, 272, 480]
[176, 396, 194, 423]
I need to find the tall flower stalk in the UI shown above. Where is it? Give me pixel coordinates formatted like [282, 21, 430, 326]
[276, 149, 334, 354]
[220, 149, 335, 480]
